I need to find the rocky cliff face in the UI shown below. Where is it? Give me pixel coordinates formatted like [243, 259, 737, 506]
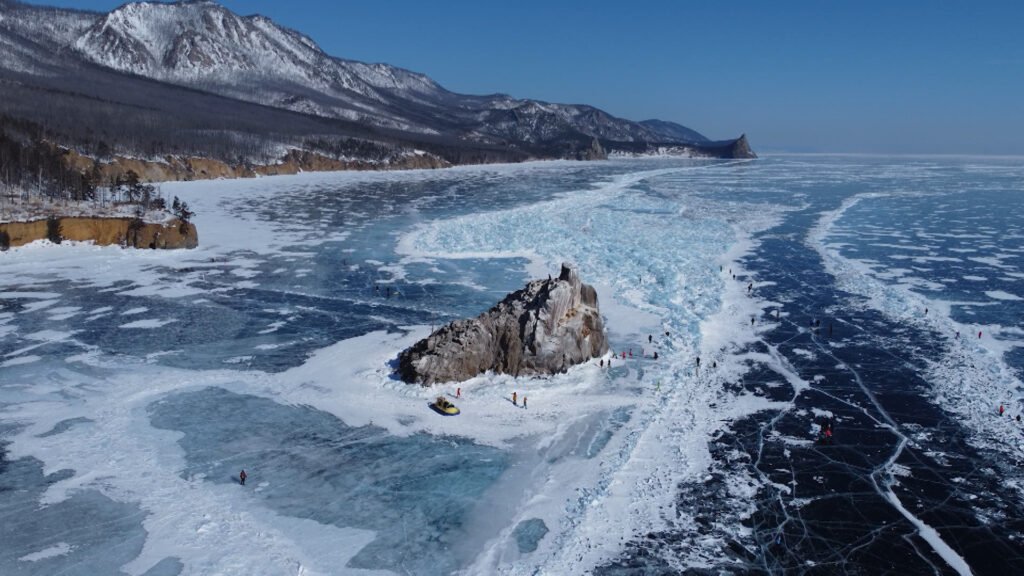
[398, 264, 608, 385]
[60, 148, 450, 186]
[0, 217, 197, 249]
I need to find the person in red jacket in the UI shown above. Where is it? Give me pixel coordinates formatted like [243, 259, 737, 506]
[239, 470, 247, 486]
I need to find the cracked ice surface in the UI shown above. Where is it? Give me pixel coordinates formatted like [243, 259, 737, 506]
[3, 157, 1021, 575]
[0, 158, 787, 575]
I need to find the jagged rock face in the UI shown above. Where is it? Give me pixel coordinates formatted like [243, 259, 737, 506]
[0, 217, 197, 249]
[398, 264, 608, 385]
[729, 134, 757, 159]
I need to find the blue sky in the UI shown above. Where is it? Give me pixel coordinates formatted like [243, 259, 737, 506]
[23, 0, 1024, 154]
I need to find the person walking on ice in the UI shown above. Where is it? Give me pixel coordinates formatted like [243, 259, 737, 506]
[523, 396, 527, 409]
[239, 470, 247, 486]
[512, 391, 517, 406]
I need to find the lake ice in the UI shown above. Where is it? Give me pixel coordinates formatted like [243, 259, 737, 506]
[1, 156, 1022, 575]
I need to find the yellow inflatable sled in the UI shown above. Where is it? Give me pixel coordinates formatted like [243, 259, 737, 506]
[430, 396, 460, 416]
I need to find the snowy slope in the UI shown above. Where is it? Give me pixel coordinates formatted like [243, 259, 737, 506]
[0, 0, 752, 162]
[0, 0, 730, 151]
[73, 1, 444, 101]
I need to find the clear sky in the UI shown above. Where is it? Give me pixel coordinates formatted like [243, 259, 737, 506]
[21, 0, 1024, 154]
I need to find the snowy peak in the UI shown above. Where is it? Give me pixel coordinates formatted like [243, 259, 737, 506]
[72, 0, 444, 108]
[76, 1, 324, 79]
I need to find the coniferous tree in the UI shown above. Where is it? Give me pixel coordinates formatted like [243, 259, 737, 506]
[45, 216, 62, 244]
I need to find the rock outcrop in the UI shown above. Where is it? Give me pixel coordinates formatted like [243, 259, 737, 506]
[0, 217, 197, 250]
[60, 149, 450, 186]
[398, 264, 608, 385]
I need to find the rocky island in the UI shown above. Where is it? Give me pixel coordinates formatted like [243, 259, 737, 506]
[398, 263, 608, 385]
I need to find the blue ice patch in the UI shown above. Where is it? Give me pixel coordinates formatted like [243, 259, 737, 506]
[148, 387, 508, 575]
[512, 518, 549, 554]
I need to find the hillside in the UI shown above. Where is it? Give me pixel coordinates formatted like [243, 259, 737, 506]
[0, 0, 755, 195]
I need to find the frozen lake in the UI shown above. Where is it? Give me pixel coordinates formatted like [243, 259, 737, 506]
[1, 156, 1022, 574]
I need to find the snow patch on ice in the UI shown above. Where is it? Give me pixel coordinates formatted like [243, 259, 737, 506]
[18, 542, 73, 562]
[120, 319, 177, 329]
[985, 290, 1022, 301]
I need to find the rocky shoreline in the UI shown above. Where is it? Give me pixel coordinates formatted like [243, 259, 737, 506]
[0, 216, 197, 250]
[61, 148, 451, 187]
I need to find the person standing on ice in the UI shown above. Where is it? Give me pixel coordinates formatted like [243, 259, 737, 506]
[648, 334, 653, 343]
[999, 404, 1004, 416]
[456, 387, 461, 398]
[979, 331, 983, 339]
[696, 356, 701, 369]
[523, 396, 527, 409]
[512, 391, 517, 406]
[239, 470, 247, 486]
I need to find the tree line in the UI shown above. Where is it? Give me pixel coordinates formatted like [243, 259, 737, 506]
[0, 115, 197, 226]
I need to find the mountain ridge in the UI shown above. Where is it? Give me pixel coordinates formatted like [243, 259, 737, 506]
[0, 0, 754, 193]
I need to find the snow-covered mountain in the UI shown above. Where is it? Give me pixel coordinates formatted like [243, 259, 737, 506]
[0, 0, 754, 163]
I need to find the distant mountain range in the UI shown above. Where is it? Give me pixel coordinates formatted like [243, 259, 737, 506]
[0, 0, 754, 184]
